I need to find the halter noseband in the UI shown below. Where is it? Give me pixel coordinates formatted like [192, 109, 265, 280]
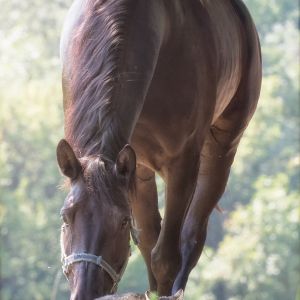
[62, 220, 138, 293]
[62, 250, 130, 293]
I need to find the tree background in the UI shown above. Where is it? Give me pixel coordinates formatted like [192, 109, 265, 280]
[0, 1, 299, 299]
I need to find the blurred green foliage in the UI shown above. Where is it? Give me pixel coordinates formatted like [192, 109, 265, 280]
[0, 0, 299, 299]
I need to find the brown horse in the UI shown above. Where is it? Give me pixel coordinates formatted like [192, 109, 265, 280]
[57, 0, 261, 299]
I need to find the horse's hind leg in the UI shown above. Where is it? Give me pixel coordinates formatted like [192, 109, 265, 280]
[131, 164, 161, 291]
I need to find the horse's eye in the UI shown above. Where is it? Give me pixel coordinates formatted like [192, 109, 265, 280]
[60, 206, 75, 225]
[61, 213, 68, 224]
[61, 210, 70, 225]
[121, 217, 130, 229]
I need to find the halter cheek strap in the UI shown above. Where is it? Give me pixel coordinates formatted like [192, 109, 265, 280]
[62, 250, 130, 293]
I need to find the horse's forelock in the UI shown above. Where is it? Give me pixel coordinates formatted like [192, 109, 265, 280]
[82, 156, 113, 191]
[80, 155, 135, 209]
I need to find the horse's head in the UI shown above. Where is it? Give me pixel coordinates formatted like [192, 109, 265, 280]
[56, 139, 136, 299]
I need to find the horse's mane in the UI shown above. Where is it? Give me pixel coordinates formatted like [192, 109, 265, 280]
[65, 0, 133, 159]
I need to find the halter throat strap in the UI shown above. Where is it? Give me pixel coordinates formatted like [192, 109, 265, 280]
[62, 252, 129, 292]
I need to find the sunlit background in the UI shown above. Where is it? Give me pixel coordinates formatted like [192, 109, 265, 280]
[0, 1, 299, 299]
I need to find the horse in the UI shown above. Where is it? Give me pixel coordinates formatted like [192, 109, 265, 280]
[57, 0, 261, 299]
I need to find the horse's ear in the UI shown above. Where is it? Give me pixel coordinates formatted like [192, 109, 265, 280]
[115, 144, 136, 177]
[56, 139, 81, 180]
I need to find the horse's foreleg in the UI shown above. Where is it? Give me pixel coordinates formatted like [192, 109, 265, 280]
[151, 144, 201, 296]
[172, 124, 246, 293]
[131, 164, 161, 291]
